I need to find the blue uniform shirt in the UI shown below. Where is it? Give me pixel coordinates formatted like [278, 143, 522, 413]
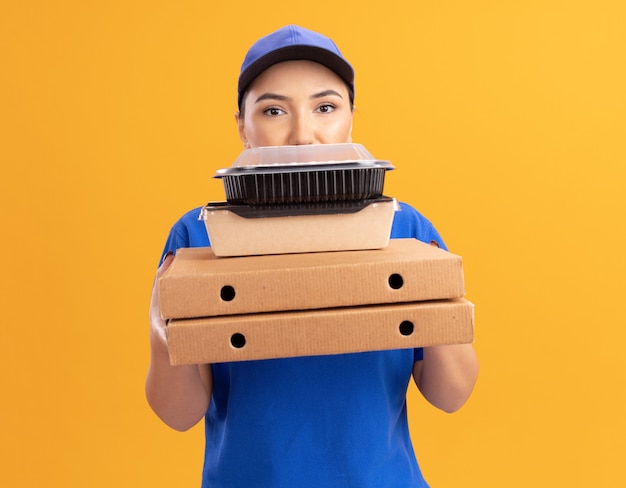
[160, 201, 446, 487]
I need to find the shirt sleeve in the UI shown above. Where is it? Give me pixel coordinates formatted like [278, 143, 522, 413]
[390, 201, 448, 251]
[414, 347, 424, 362]
[158, 206, 209, 265]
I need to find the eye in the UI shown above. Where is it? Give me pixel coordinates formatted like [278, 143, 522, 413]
[316, 104, 336, 114]
[263, 106, 285, 116]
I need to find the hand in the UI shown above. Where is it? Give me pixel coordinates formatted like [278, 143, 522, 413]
[149, 253, 175, 348]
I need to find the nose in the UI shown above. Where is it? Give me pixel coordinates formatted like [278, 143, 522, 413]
[288, 111, 316, 145]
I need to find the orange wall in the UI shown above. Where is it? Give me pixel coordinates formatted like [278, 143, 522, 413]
[1, 1, 625, 486]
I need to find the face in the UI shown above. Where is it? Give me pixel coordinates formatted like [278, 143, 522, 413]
[237, 60, 354, 148]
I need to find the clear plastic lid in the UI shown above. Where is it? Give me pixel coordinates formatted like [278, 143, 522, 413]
[215, 143, 394, 176]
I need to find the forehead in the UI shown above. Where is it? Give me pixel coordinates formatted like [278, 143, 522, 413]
[246, 60, 348, 94]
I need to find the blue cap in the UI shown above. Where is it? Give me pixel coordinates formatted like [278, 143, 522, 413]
[238, 25, 354, 110]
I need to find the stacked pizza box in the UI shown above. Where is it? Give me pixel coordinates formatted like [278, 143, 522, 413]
[158, 144, 473, 365]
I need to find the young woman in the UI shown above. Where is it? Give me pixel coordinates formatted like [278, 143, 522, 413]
[146, 25, 478, 487]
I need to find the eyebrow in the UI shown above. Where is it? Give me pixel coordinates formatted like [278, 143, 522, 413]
[255, 93, 289, 104]
[254, 90, 344, 104]
[310, 89, 344, 100]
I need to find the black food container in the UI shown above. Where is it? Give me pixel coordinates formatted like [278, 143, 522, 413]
[215, 143, 394, 205]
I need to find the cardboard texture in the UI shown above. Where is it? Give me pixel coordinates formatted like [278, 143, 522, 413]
[159, 238, 465, 319]
[166, 298, 474, 365]
[201, 198, 396, 257]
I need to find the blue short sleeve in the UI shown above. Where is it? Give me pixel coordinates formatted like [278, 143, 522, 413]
[159, 207, 210, 264]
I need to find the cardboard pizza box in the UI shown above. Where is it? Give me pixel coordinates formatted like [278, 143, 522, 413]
[159, 238, 465, 319]
[166, 298, 474, 364]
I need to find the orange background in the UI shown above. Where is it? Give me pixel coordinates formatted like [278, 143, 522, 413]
[2, 1, 625, 486]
